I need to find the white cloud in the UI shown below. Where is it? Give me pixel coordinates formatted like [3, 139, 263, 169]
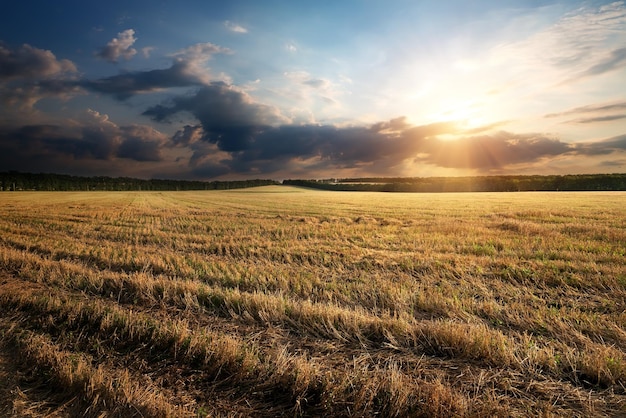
[170, 42, 232, 84]
[86, 108, 116, 128]
[171, 43, 231, 62]
[277, 71, 346, 120]
[224, 21, 248, 33]
[96, 29, 138, 63]
[490, 2, 626, 86]
[141, 46, 155, 58]
[389, 2, 626, 136]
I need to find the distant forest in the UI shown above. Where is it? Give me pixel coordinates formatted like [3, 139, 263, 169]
[2, 172, 625, 192]
[284, 173, 626, 192]
[0, 172, 278, 191]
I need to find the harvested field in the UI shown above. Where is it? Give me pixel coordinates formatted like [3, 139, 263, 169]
[0, 187, 624, 417]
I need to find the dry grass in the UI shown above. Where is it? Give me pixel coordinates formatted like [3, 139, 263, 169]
[0, 187, 624, 416]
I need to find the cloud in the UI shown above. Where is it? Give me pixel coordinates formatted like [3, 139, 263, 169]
[142, 81, 589, 177]
[170, 42, 231, 84]
[417, 133, 573, 170]
[0, 109, 168, 173]
[490, 2, 626, 89]
[224, 21, 248, 33]
[573, 134, 626, 155]
[144, 81, 289, 151]
[576, 46, 626, 79]
[85, 42, 230, 99]
[0, 43, 76, 81]
[544, 3, 626, 85]
[141, 46, 155, 58]
[2, 86, 623, 178]
[231, 125, 573, 175]
[544, 100, 626, 124]
[96, 29, 138, 63]
[595, 133, 626, 151]
[599, 159, 626, 168]
[284, 71, 331, 89]
[0, 80, 83, 117]
[84, 62, 204, 100]
[0, 43, 80, 117]
[82, 109, 167, 161]
[117, 125, 166, 161]
[279, 71, 344, 113]
[460, 121, 512, 135]
[172, 124, 204, 146]
[303, 78, 330, 89]
[545, 101, 626, 118]
[152, 84, 580, 176]
[171, 43, 231, 62]
[566, 114, 626, 124]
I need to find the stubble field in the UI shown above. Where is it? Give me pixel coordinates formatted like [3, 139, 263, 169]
[0, 186, 624, 417]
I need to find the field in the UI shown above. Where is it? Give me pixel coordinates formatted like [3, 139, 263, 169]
[0, 187, 624, 417]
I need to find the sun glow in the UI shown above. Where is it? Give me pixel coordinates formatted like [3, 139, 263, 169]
[434, 99, 486, 128]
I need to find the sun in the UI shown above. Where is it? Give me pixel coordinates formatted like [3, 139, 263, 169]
[434, 100, 486, 128]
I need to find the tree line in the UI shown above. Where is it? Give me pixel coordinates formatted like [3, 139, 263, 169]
[0, 172, 278, 191]
[3, 172, 625, 192]
[284, 174, 626, 192]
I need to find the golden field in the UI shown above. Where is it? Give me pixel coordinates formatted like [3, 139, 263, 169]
[0, 187, 624, 417]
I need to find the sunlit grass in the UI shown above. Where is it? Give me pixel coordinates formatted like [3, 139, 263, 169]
[0, 187, 624, 416]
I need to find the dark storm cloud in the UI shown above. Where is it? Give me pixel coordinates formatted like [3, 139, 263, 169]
[0, 42, 76, 81]
[0, 123, 114, 163]
[190, 162, 232, 178]
[3, 40, 231, 104]
[0, 112, 167, 173]
[238, 124, 401, 164]
[155, 88, 456, 169]
[84, 61, 203, 100]
[162, 98, 580, 176]
[167, 116, 458, 178]
[0, 79, 83, 112]
[2, 38, 622, 179]
[149, 83, 590, 176]
[172, 124, 204, 145]
[85, 42, 230, 100]
[119, 125, 166, 161]
[259, 122, 452, 165]
[144, 82, 289, 151]
[118, 137, 162, 161]
[222, 126, 575, 174]
[0, 43, 81, 113]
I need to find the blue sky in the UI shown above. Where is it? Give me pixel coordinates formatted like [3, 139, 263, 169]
[1, 0, 625, 179]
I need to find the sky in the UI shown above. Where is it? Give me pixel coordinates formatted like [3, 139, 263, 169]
[0, 0, 625, 180]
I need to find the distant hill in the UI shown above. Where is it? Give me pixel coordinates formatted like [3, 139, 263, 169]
[284, 174, 626, 192]
[0, 172, 278, 191]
